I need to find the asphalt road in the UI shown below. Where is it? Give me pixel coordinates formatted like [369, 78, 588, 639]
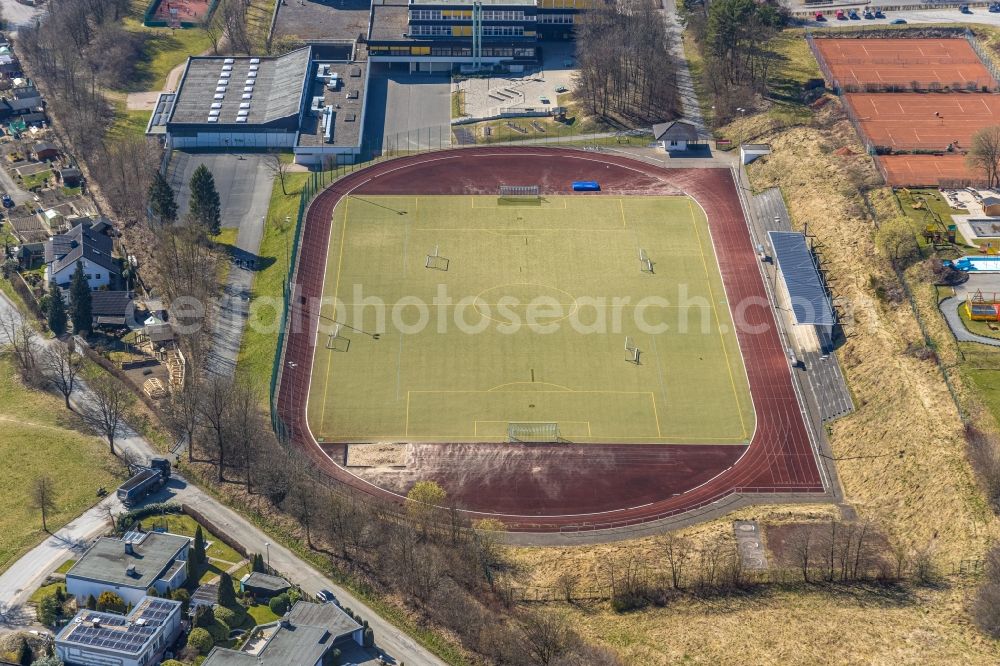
[0, 292, 444, 666]
[0, 0, 45, 34]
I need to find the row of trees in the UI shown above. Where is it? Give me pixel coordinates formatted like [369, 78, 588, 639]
[574, 0, 678, 123]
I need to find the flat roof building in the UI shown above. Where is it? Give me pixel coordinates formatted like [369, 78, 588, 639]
[367, 0, 591, 73]
[56, 596, 183, 666]
[148, 44, 369, 166]
[66, 531, 191, 607]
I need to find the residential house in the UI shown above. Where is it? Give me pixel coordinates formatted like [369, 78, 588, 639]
[0, 53, 21, 77]
[44, 218, 120, 290]
[202, 601, 365, 665]
[65, 530, 191, 607]
[0, 94, 41, 121]
[32, 141, 58, 161]
[55, 596, 183, 666]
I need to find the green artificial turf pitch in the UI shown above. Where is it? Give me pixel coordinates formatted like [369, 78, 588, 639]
[306, 195, 755, 444]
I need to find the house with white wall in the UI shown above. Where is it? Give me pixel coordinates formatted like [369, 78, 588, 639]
[43, 217, 119, 290]
[65, 531, 190, 607]
[56, 596, 183, 666]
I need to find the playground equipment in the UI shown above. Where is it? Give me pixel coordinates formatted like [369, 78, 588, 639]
[966, 289, 1000, 321]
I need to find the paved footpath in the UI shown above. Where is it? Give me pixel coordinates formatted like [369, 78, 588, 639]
[0, 292, 444, 665]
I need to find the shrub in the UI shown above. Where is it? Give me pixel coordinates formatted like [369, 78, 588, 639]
[161, 661, 186, 666]
[187, 627, 214, 655]
[193, 604, 215, 628]
[363, 626, 374, 648]
[268, 593, 290, 615]
[36, 595, 61, 626]
[96, 591, 126, 614]
[213, 604, 246, 629]
[170, 588, 190, 613]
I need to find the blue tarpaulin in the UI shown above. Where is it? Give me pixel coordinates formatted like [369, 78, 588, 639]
[572, 181, 600, 191]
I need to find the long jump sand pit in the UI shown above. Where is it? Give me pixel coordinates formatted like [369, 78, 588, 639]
[814, 38, 996, 88]
[846, 92, 1000, 151]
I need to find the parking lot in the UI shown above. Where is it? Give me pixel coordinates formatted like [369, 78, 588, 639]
[167, 152, 274, 231]
[363, 65, 452, 152]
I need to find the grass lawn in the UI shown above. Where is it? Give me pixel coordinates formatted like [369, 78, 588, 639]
[766, 29, 822, 126]
[29, 581, 65, 605]
[119, 0, 214, 94]
[238, 171, 311, 390]
[139, 513, 243, 564]
[0, 359, 123, 574]
[55, 559, 76, 575]
[896, 188, 968, 251]
[108, 102, 153, 141]
[307, 195, 754, 444]
[246, 603, 281, 625]
[20, 170, 51, 191]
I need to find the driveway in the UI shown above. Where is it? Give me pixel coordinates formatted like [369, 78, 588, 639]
[364, 65, 452, 153]
[167, 152, 275, 377]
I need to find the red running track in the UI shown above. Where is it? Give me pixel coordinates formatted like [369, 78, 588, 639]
[276, 148, 825, 531]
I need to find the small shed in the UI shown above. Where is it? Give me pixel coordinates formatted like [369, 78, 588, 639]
[982, 196, 1000, 217]
[652, 120, 700, 152]
[240, 572, 291, 600]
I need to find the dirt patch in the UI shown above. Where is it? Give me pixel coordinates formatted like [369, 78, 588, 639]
[345, 443, 406, 467]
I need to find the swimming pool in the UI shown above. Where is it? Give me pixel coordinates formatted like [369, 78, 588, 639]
[946, 256, 1000, 272]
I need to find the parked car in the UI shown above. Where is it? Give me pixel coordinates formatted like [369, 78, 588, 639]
[863, 9, 874, 19]
[890, 18, 907, 24]
[1, 194, 13, 208]
[554, 85, 567, 93]
[836, 8, 846, 19]
[960, 4, 972, 13]
[317, 589, 339, 605]
[848, 8, 860, 19]
[990, 3, 1000, 12]
[814, 10, 825, 20]
[874, 9, 886, 18]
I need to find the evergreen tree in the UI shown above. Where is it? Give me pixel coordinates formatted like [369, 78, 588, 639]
[46, 282, 67, 335]
[192, 525, 206, 567]
[252, 553, 265, 573]
[218, 571, 236, 607]
[69, 262, 91, 334]
[148, 171, 178, 225]
[188, 164, 221, 236]
[15, 637, 31, 666]
[86, 594, 97, 610]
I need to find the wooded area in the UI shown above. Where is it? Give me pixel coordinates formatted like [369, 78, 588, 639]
[574, 0, 679, 123]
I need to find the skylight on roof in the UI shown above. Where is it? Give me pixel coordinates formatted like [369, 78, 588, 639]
[236, 117, 248, 123]
[242, 93, 252, 99]
[210, 102, 222, 109]
[213, 94, 224, 100]
[249, 58, 260, 64]
[243, 86, 254, 93]
[239, 102, 250, 109]
[207, 117, 218, 123]
[222, 64, 233, 72]
[215, 86, 226, 93]
[224, 58, 235, 64]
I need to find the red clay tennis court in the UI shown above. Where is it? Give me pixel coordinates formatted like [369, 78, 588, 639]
[880, 155, 975, 187]
[150, 0, 213, 24]
[846, 92, 1000, 151]
[814, 38, 996, 88]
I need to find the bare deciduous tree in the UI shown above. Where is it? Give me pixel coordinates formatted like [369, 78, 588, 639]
[968, 125, 1000, 188]
[663, 532, 694, 589]
[79, 375, 136, 456]
[41, 342, 83, 409]
[30, 474, 58, 533]
[0, 311, 38, 383]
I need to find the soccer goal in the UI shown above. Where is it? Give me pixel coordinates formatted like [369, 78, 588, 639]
[508, 422, 562, 443]
[498, 184, 541, 206]
[625, 336, 640, 364]
[425, 245, 450, 271]
[639, 249, 654, 274]
[326, 324, 351, 352]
